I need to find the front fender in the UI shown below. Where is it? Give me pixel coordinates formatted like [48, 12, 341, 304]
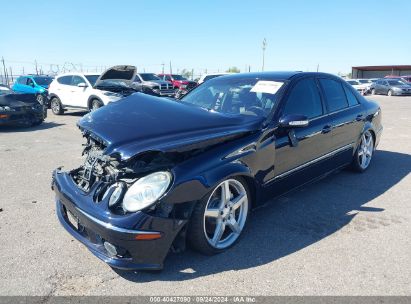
[164, 161, 253, 205]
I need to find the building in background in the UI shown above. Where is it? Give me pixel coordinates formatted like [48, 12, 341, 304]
[352, 65, 411, 79]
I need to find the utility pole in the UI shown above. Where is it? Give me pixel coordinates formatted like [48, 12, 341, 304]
[161, 62, 165, 74]
[9, 67, 13, 83]
[34, 60, 39, 75]
[316, 64, 319, 72]
[191, 68, 194, 80]
[1, 57, 8, 85]
[262, 38, 267, 71]
[169, 61, 172, 74]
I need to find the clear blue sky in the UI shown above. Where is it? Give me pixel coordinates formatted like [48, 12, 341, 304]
[2, 0, 410, 76]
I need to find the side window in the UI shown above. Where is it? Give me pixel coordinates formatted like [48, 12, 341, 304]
[18, 77, 27, 84]
[283, 78, 323, 119]
[343, 85, 359, 107]
[71, 76, 85, 86]
[165, 75, 171, 81]
[57, 76, 72, 85]
[26, 78, 34, 86]
[319, 78, 349, 112]
[134, 75, 142, 83]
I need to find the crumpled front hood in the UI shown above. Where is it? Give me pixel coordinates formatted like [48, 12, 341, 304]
[94, 65, 137, 87]
[78, 93, 263, 160]
[0, 93, 38, 106]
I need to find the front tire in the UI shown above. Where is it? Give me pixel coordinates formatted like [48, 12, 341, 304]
[90, 99, 103, 111]
[351, 130, 374, 172]
[371, 89, 376, 95]
[387, 90, 393, 96]
[50, 97, 63, 115]
[187, 177, 250, 255]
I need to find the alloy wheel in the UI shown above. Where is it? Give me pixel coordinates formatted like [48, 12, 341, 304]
[358, 131, 374, 170]
[203, 179, 249, 249]
[51, 99, 60, 115]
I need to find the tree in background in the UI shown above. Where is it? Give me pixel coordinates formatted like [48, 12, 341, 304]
[180, 69, 192, 79]
[226, 67, 240, 73]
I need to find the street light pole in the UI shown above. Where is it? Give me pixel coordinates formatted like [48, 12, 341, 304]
[262, 38, 267, 71]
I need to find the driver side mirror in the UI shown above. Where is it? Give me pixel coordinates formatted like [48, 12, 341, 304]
[77, 82, 88, 88]
[279, 114, 309, 128]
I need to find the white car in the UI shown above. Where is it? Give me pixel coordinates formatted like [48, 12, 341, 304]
[197, 73, 233, 85]
[346, 79, 369, 95]
[48, 65, 137, 115]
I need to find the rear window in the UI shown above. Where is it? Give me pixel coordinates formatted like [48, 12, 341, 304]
[33, 77, 53, 86]
[343, 85, 360, 107]
[319, 78, 349, 113]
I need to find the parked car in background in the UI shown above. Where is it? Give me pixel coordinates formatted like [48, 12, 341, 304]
[48, 66, 138, 115]
[52, 71, 382, 270]
[0, 84, 11, 95]
[157, 74, 197, 90]
[197, 73, 233, 85]
[0, 87, 46, 127]
[371, 79, 411, 96]
[12, 75, 53, 106]
[133, 73, 175, 97]
[346, 79, 368, 95]
[384, 75, 411, 83]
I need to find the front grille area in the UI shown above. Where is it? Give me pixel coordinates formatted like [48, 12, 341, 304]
[160, 84, 174, 90]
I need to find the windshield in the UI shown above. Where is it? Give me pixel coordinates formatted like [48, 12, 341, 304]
[139, 73, 160, 81]
[387, 80, 405, 85]
[33, 77, 53, 86]
[85, 75, 99, 86]
[172, 74, 187, 80]
[358, 80, 370, 84]
[347, 80, 360, 85]
[180, 77, 283, 117]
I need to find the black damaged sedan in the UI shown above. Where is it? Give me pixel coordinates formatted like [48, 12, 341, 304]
[52, 72, 382, 270]
[0, 85, 46, 127]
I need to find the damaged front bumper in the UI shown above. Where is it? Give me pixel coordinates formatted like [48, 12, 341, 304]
[52, 169, 186, 270]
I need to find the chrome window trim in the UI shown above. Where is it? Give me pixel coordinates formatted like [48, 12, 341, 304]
[75, 207, 160, 235]
[270, 143, 354, 182]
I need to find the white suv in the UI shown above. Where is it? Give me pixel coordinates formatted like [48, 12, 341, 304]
[48, 66, 137, 115]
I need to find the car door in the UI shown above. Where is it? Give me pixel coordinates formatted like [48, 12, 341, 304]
[374, 80, 382, 94]
[25, 78, 37, 94]
[69, 75, 89, 108]
[382, 80, 390, 94]
[268, 77, 333, 183]
[318, 78, 364, 166]
[55, 75, 73, 106]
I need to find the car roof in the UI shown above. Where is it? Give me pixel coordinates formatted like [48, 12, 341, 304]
[56, 72, 100, 77]
[216, 71, 343, 81]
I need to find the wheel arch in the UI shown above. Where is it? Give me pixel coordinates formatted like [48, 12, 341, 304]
[165, 161, 258, 210]
[87, 95, 103, 110]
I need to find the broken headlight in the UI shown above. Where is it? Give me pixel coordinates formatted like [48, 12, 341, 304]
[122, 171, 172, 212]
[0, 106, 15, 111]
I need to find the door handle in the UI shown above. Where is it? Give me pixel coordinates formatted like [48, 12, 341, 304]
[356, 114, 363, 121]
[322, 125, 332, 134]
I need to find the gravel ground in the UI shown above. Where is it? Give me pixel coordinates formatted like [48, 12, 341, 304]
[0, 95, 410, 296]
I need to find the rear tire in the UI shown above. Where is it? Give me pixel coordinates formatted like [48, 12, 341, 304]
[351, 130, 374, 173]
[50, 97, 63, 115]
